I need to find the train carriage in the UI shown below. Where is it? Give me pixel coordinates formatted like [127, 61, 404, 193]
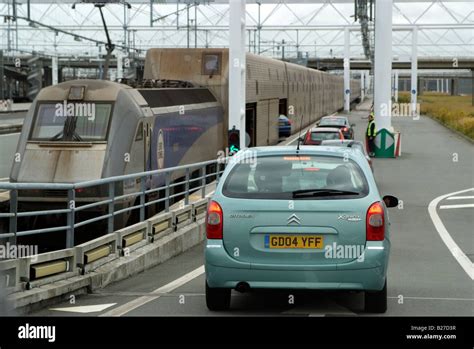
[144, 48, 361, 148]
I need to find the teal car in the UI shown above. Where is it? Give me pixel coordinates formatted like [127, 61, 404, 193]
[205, 146, 398, 313]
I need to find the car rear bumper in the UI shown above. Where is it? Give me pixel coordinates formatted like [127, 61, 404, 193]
[205, 240, 389, 291]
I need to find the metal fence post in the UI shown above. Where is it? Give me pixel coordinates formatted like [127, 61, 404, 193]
[108, 182, 114, 234]
[9, 189, 17, 245]
[201, 166, 206, 198]
[216, 163, 221, 185]
[66, 188, 75, 248]
[165, 172, 170, 212]
[140, 175, 146, 222]
[185, 168, 190, 206]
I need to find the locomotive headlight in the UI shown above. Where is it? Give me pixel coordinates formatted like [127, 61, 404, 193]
[68, 86, 85, 100]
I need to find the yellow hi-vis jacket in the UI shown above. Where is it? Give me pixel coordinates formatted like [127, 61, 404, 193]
[367, 119, 376, 137]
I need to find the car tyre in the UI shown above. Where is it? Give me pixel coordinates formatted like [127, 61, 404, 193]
[364, 280, 387, 313]
[206, 282, 231, 311]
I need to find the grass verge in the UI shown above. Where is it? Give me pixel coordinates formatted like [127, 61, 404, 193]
[398, 92, 474, 140]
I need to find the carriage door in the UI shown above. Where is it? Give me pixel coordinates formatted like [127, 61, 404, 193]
[245, 103, 257, 147]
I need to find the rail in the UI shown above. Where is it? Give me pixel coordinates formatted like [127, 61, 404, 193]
[0, 158, 229, 249]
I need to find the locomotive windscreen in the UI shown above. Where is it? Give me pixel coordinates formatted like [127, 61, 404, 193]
[30, 102, 112, 141]
[138, 88, 216, 108]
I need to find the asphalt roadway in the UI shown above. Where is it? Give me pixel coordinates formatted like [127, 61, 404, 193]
[28, 107, 474, 316]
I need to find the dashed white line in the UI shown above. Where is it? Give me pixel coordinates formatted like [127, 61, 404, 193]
[100, 265, 205, 317]
[440, 204, 474, 209]
[428, 188, 474, 280]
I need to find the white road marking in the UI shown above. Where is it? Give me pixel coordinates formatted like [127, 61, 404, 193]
[440, 204, 474, 209]
[446, 196, 474, 200]
[50, 303, 117, 313]
[428, 188, 474, 280]
[100, 265, 205, 317]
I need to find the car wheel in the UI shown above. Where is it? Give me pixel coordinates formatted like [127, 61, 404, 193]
[364, 280, 387, 313]
[206, 282, 231, 311]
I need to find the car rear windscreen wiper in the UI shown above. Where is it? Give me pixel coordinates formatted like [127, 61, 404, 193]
[292, 189, 359, 198]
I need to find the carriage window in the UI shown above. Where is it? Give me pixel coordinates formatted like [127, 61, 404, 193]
[30, 102, 112, 141]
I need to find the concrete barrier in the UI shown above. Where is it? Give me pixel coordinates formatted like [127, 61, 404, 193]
[0, 258, 22, 294]
[5, 215, 207, 314]
[172, 205, 193, 230]
[147, 212, 173, 241]
[116, 221, 148, 256]
[192, 197, 209, 222]
[75, 233, 118, 275]
[21, 248, 78, 290]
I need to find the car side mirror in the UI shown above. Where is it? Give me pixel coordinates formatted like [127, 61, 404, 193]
[351, 123, 356, 127]
[298, 137, 304, 142]
[383, 195, 398, 208]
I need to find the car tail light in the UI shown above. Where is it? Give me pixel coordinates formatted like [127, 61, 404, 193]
[343, 127, 348, 132]
[206, 200, 223, 239]
[366, 202, 385, 241]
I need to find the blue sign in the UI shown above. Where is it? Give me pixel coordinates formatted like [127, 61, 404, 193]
[411, 89, 416, 94]
[345, 89, 350, 94]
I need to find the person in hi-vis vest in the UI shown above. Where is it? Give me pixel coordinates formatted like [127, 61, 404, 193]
[366, 112, 376, 157]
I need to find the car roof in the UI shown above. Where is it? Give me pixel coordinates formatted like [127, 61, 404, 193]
[321, 140, 364, 147]
[233, 145, 366, 162]
[309, 127, 341, 132]
[321, 115, 348, 121]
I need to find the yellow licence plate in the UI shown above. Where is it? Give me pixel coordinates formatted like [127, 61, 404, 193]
[265, 235, 324, 249]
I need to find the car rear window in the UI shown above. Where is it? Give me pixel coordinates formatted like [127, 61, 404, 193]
[222, 155, 369, 199]
[310, 132, 340, 142]
[320, 118, 346, 126]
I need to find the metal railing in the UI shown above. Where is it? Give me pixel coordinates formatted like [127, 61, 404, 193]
[0, 159, 228, 249]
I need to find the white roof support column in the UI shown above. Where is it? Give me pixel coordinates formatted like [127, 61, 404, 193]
[411, 26, 418, 116]
[344, 27, 350, 112]
[52, 55, 58, 85]
[437, 79, 440, 92]
[360, 70, 365, 102]
[374, 0, 393, 131]
[441, 78, 444, 93]
[394, 70, 399, 103]
[116, 51, 124, 80]
[229, 0, 246, 151]
[446, 79, 449, 94]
